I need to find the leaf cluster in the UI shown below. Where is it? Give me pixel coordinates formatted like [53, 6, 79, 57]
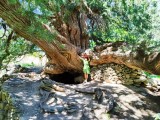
[0, 22, 38, 69]
[7, 0, 160, 53]
[87, 0, 160, 53]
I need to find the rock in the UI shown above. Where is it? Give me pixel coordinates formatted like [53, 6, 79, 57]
[81, 107, 98, 120]
[94, 88, 116, 112]
[134, 79, 147, 83]
[94, 109, 106, 119]
[74, 76, 84, 83]
[125, 74, 130, 79]
[141, 92, 147, 96]
[113, 94, 118, 98]
[43, 105, 65, 113]
[116, 80, 122, 84]
[46, 97, 56, 105]
[139, 76, 147, 80]
[3, 70, 160, 120]
[94, 88, 103, 103]
[147, 78, 158, 87]
[65, 101, 79, 113]
[91, 63, 149, 85]
[123, 112, 128, 116]
[135, 101, 145, 109]
[123, 79, 133, 85]
[52, 84, 65, 92]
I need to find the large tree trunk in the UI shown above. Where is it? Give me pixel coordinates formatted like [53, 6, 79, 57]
[0, 0, 88, 74]
[0, 0, 160, 75]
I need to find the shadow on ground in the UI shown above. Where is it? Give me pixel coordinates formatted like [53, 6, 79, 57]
[2, 74, 160, 120]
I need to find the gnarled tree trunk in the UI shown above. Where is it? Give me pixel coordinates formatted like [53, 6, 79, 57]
[0, 0, 88, 74]
[0, 0, 160, 75]
[91, 42, 160, 75]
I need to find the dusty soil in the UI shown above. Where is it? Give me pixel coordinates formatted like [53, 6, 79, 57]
[2, 70, 160, 120]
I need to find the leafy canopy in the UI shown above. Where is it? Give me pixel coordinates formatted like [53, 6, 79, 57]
[0, 18, 38, 69]
[5, 0, 160, 52]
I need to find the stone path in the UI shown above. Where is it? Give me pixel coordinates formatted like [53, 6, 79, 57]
[2, 74, 160, 120]
[3, 77, 42, 120]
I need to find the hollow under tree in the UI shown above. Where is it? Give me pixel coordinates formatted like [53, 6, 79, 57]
[0, 0, 160, 75]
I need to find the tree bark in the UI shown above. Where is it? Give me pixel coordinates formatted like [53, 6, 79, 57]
[0, 0, 85, 74]
[0, 0, 160, 75]
[91, 42, 160, 75]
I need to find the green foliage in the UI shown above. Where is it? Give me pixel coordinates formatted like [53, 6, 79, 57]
[154, 113, 160, 120]
[105, 113, 110, 120]
[27, 23, 56, 42]
[0, 89, 19, 119]
[8, 0, 17, 4]
[86, 0, 160, 52]
[2, 0, 160, 53]
[20, 62, 35, 68]
[89, 40, 96, 50]
[144, 72, 160, 79]
[0, 35, 38, 69]
[32, 52, 44, 58]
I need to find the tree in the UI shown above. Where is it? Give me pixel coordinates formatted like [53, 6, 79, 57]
[0, 19, 37, 69]
[0, 0, 160, 75]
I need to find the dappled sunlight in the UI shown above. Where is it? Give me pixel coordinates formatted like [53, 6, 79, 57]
[0, 0, 160, 119]
[1, 69, 159, 120]
[2, 77, 41, 120]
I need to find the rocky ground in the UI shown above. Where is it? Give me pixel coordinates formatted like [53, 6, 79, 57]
[1, 67, 160, 120]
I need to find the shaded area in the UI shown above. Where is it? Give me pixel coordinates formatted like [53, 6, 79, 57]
[2, 77, 42, 120]
[99, 84, 160, 120]
[49, 72, 84, 84]
[1, 67, 160, 120]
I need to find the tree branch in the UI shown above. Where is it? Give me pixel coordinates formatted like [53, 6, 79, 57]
[90, 42, 160, 75]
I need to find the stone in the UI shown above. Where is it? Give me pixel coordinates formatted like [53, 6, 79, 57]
[91, 63, 149, 86]
[146, 79, 158, 87]
[81, 107, 98, 120]
[44, 105, 64, 113]
[125, 74, 130, 79]
[140, 92, 147, 96]
[46, 98, 56, 105]
[116, 80, 122, 84]
[65, 101, 79, 113]
[94, 109, 106, 119]
[139, 76, 147, 80]
[134, 79, 147, 83]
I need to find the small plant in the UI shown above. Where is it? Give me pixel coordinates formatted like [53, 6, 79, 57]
[20, 62, 35, 68]
[101, 113, 110, 120]
[114, 104, 122, 113]
[144, 72, 160, 79]
[154, 113, 160, 120]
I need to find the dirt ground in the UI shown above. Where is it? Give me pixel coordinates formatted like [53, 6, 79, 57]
[2, 70, 160, 120]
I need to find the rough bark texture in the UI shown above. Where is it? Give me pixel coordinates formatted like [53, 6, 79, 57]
[0, 0, 160, 75]
[90, 42, 160, 75]
[0, 0, 86, 74]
